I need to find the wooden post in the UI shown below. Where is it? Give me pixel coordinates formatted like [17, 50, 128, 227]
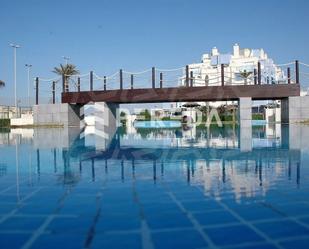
[254, 69, 257, 85]
[287, 67, 291, 84]
[295, 60, 299, 84]
[185, 65, 189, 87]
[190, 71, 194, 87]
[104, 76, 107, 91]
[52, 81, 55, 104]
[258, 62, 261, 85]
[90, 71, 93, 91]
[160, 73, 163, 88]
[77, 77, 81, 92]
[62, 74, 65, 93]
[120, 69, 123, 89]
[131, 74, 134, 89]
[152, 67, 155, 88]
[35, 77, 39, 105]
[221, 64, 224, 86]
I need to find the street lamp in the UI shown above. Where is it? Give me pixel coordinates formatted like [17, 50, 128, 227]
[10, 43, 21, 111]
[25, 64, 32, 107]
[62, 56, 70, 65]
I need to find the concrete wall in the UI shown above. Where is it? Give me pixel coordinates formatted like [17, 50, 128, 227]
[281, 96, 309, 123]
[11, 114, 34, 126]
[33, 103, 83, 127]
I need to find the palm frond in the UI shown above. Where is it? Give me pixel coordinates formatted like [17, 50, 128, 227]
[239, 70, 253, 78]
[52, 63, 80, 76]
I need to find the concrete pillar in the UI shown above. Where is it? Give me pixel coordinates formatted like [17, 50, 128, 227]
[94, 102, 119, 150]
[238, 97, 252, 151]
[281, 96, 309, 123]
[33, 103, 84, 128]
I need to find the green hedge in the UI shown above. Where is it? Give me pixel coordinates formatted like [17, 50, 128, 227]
[0, 119, 10, 127]
[252, 113, 264, 120]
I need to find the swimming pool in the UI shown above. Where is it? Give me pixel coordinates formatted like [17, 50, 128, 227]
[134, 120, 182, 128]
[0, 124, 308, 249]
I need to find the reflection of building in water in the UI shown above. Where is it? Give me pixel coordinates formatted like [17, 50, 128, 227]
[183, 158, 293, 201]
[120, 124, 284, 149]
[0, 129, 33, 145]
[121, 125, 239, 149]
[252, 124, 281, 148]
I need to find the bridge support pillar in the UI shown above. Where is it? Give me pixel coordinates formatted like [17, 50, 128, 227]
[238, 97, 252, 151]
[94, 102, 119, 150]
[281, 96, 309, 124]
[33, 103, 84, 128]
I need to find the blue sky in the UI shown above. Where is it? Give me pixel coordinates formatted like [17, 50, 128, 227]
[1, 0, 309, 105]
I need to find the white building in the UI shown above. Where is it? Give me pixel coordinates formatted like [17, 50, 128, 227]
[185, 43, 287, 87]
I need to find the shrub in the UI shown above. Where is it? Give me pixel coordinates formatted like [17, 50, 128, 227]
[0, 119, 10, 127]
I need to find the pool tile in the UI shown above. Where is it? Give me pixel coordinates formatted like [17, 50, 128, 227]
[90, 233, 142, 249]
[193, 210, 240, 226]
[254, 220, 309, 239]
[204, 224, 264, 246]
[146, 212, 192, 229]
[273, 203, 309, 217]
[47, 216, 94, 233]
[59, 202, 99, 216]
[30, 234, 86, 249]
[172, 189, 207, 200]
[229, 243, 278, 249]
[300, 216, 309, 225]
[0, 233, 31, 249]
[142, 201, 181, 214]
[0, 216, 46, 231]
[280, 238, 309, 249]
[95, 214, 141, 231]
[17, 204, 57, 215]
[152, 229, 207, 249]
[181, 200, 222, 212]
[231, 204, 284, 221]
[0, 204, 19, 214]
[101, 203, 140, 216]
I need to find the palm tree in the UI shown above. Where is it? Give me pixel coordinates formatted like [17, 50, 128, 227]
[0, 80, 5, 88]
[239, 70, 253, 85]
[52, 64, 79, 91]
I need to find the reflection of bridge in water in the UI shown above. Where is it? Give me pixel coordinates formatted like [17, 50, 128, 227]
[3, 124, 304, 201]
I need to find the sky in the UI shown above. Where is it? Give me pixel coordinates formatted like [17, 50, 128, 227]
[1, 0, 309, 106]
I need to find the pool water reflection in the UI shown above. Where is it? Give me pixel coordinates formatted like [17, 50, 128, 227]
[0, 124, 309, 249]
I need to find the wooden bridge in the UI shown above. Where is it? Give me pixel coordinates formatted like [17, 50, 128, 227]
[35, 61, 301, 105]
[61, 84, 300, 104]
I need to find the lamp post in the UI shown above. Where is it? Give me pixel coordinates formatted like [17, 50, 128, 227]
[62, 56, 70, 65]
[25, 64, 32, 107]
[10, 43, 21, 112]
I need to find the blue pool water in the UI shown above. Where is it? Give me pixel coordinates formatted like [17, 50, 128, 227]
[134, 120, 181, 128]
[0, 124, 309, 249]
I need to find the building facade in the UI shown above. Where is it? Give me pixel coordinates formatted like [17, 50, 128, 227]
[184, 44, 287, 87]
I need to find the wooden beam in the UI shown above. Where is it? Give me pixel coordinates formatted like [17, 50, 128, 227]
[62, 84, 300, 104]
